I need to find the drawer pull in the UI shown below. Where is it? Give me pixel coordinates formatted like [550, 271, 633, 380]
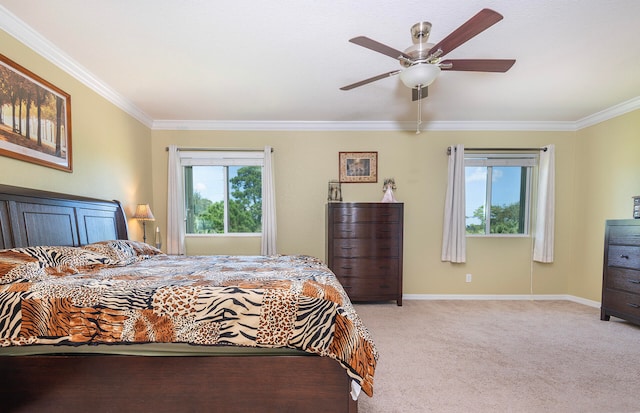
[630, 280, 640, 284]
[341, 247, 354, 250]
[627, 303, 640, 309]
[340, 266, 353, 270]
[620, 254, 630, 259]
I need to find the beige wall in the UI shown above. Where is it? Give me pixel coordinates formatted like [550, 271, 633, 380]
[0, 30, 153, 241]
[5, 28, 640, 301]
[150, 129, 577, 297]
[571, 110, 640, 301]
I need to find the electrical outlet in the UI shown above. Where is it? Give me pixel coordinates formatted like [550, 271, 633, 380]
[466, 273, 472, 282]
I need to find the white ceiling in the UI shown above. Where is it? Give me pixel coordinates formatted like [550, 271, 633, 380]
[1, 0, 639, 131]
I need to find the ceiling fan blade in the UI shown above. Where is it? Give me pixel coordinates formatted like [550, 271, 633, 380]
[349, 36, 412, 61]
[429, 9, 504, 59]
[412, 87, 428, 101]
[340, 70, 401, 90]
[440, 59, 516, 72]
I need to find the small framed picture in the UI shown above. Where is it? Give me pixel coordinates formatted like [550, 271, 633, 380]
[327, 180, 342, 202]
[339, 151, 378, 183]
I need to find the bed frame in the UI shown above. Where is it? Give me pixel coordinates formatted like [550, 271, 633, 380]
[0, 184, 358, 413]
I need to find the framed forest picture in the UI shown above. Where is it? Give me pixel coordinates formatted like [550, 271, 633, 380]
[0, 53, 72, 172]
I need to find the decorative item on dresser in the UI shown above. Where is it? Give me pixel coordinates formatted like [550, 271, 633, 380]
[381, 178, 397, 203]
[327, 202, 403, 306]
[601, 219, 640, 326]
[328, 179, 343, 202]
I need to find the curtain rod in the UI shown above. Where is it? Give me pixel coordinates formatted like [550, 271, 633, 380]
[447, 146, 547, 155]
[165, 147, 273, 152]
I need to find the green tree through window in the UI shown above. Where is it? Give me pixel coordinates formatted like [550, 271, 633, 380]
[185, 165, 262, 234]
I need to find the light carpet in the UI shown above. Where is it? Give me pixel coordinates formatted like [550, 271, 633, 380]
[355, 300, 640, 413]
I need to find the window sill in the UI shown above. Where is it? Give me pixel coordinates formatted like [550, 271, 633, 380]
[466, 234, 530, 238]
[185, 233, 261, 238]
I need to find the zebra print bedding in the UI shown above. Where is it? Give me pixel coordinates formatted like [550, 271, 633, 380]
[0, 241, 377, 397]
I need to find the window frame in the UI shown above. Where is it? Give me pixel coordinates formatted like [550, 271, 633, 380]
[179, 150, 264, 237]
[464, 153, 537, 237]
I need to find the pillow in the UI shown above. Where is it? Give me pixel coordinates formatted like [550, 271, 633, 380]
[0, 249, 46, 284]
[10, 245, 112, 268]
[82, 240, 164, 265]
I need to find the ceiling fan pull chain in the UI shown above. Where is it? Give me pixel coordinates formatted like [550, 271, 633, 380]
[416, 86, 422, 134]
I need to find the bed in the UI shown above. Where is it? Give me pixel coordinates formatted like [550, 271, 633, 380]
[0, 184, 377, 413]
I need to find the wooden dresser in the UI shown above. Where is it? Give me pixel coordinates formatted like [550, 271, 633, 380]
[601, 219, 640, 326]
[327, 202, 403, 306]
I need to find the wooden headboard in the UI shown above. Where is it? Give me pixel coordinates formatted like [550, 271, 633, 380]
[0, 184, 128, 249]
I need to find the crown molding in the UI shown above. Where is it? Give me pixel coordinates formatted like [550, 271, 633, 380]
[2, 5, 636, 133]
[0, 5, 153, 128]
[152, 119, 578, 132]
[575, 96, 640, 130]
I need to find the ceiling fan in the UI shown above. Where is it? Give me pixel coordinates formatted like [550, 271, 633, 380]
[340, 8, 516, 102]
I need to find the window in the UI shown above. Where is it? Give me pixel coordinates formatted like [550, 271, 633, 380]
[465, 154, 536, 235]
[180, 151, 263, 235]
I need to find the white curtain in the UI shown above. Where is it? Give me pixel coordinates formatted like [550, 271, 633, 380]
[441, 144, 466, 263]
[533, 144, 555, 263]
[261, 146, 277, 255]
[166, 145, 185, 255]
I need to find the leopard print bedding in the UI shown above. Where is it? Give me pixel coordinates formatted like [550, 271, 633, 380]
[0, 245, 377, 396]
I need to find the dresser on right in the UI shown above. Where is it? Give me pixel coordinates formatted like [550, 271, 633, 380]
[601, 219, 640, 326]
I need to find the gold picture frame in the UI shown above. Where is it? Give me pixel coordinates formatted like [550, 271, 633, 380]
[339, 151, 377, 183]
[0, 53, 72, 172]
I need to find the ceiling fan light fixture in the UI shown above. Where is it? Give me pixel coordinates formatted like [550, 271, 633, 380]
[399, 63, 441, 88]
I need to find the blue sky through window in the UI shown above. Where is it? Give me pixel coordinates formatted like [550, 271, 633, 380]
[466, 166, 522, 226]
[192, 166, 241, 202]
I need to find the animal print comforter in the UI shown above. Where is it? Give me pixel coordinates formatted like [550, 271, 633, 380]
[0, 240, 377, 396]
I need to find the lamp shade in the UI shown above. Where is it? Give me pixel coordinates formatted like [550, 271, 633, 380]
[399, 63, 441, 88]
[133, 204, 155, 221]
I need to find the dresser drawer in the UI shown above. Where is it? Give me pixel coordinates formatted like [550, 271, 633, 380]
[608, 224, 640, 246]
[331, 222, 400, 239]
[339, 275, 398, 301]
[607, 245, 640, 269]
[605, 267, 640, 294]
[332, 238, 399, 258]
[602, 290, 640, 319]
[331, 257, 399, 278]
[330, 206, 401, 224]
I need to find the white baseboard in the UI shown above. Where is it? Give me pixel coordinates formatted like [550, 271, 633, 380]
[403, 294, 600, 308]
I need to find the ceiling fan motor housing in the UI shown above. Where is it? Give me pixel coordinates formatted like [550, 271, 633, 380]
[401, 22, 435, 67]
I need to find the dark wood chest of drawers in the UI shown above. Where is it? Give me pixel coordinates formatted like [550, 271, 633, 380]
[327, 202, 403, 306]
[601, 219, 640, 326]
